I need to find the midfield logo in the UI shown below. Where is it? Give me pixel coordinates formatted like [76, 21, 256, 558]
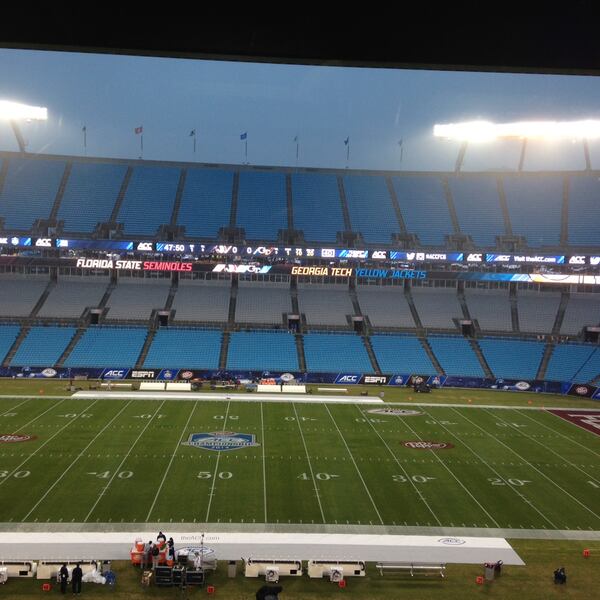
[0, 434, 36, 443]
[183, 432, 260, 452]
[402, 440, 454, 450]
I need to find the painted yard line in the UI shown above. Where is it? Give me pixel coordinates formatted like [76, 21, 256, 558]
[260, 402, 267, 524]
[354, 405, 442, 526]
[145, 401, 198, 522]
[420, 407, 557, 529]
[83, 400, 167, 522]
[487, 409, 600, 487]
[205, 401, 231, 523]
[12, 398, 68, 434]
[292, 402, 326, 524]
[451, 407, 600, 524]
[0, 400, 97, 489]
[394, 409, 500, 528]
[21, 401, 134, 521]
[519, 410, 600, 459]
[0, 398, 34, 417]
[323, 404, 384, 525]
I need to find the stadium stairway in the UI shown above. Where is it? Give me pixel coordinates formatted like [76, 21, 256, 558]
[385, 176, 408, 235]
[337, 176, 352, 231]
[537, 341, 554, 380]
[418, 335, 444, 374]
[55, 325, 87, 367]
[405, 285, 424, 330]
[442, 177, 461, 234]
[229, 171, 240, 227]
[98, 278, 117, 309]
[552, 291, 570, 334]
[109, 166, 133, 223]
[228, 277, 238, 325]
[363, 335, 382, 374]
[509, 285, 519, 332]
[169, 168, 187, 226]
[134, 324, 157, 369]
[469, 338, 494, 379]
[219, 331, 230, 369]
[30, 280, 55, 318]
[457, 284, 472, 321]
[496, 177, 513, 236]
[295, 333, 306, 372]
[286, 173, 294, 230]
[49, 162, 72, 222]
[1, 325, 29, 367]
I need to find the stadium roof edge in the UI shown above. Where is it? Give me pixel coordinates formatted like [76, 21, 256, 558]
[0, 149, 598, 179]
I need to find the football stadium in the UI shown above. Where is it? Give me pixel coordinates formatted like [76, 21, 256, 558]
[0, 46, 599, 598]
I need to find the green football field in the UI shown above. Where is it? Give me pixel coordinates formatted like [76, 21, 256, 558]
[0, 392, 599, 530]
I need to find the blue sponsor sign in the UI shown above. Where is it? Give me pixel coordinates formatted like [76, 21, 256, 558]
[158, 369, 180, 380]
[100, 368, 130, 380]
[334, 373, 362, 384]
[387, 374, 411, 386]
[183, 431, 259, 452]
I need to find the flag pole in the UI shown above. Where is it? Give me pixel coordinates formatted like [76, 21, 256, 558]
[82, 125, 87, 157]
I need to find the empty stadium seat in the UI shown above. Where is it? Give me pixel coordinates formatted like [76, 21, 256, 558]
[411, 287, 462, 329]
[38, 277, 109, 318]
[428, 336, 484, 377]
[0, 157, 65, 230]
[236, 171, 287, 240]
[298, 284, 353, 327]
[105, 280, 170, 320]
[0, 275, 48, 317]
[464, 288, 512, 332]
[0, 325, 21, 363]
[144, 328, 221, 369]
[10, 326, 76, 367]
[356, 285, 415, 328]
[64, 326, 147, 367]
[568, 176, 600, 246]
[392, 175, 451, 246]
[303, 333, 372, 373]
[291, 173, 344, 242]
[478, 338, 545, 380]
[517, 290, 561, 333]
[172, 279, 231, 322]
[545, 343, 598, 382]
[235, 281, 291, 324]
[370, 334, 436, 375]
[226, 331, 299, 371]
[177, 168, 233, 238]
[58, 162, 126, 232]
[561, 293, 600, 334]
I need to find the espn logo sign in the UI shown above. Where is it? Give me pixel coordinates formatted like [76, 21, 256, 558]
[361, 375, 388, 385]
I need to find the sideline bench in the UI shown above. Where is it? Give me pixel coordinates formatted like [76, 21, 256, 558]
[375, 562, 446, 578]
[99, 382, 133, 389]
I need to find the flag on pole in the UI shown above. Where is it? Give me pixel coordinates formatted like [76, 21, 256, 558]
[189, 129, 196, 137]
[134, 126, 144, 158]
[344, 137, 350, 167]
[134, 126, 143, 135]
[344, 137, 349, 145]
[240, 132, 247, 140]
[82, 125, 87, 155]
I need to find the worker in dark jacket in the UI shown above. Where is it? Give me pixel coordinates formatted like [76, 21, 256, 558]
[72, 563, 83, 595]
[59, 563, 69, 594]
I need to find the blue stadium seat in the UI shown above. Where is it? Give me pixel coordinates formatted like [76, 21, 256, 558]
[236, 171, 287, 240]
[0, 325, 21, 363]
[291, 173, 344, 242]
[545, 343, 597, 382]
[343, 175, 399, 243]
[144, 328, 222, 369]
[392, 176, 451, 246]
[478, 338, 545, 380]
[428, 336, 485, 377]
[178, 168, 233, 238]
[448, 176, 505, 246]
[568, 176, 600, 246]
[58, 162, 126, 232]
[64, 326, 147, 367]
[303, 333, 372, 373]
[118, 166, 180, 235]
[10, 326, 76, 367]
[0, 157, 65, 230]
[370, 334, 436, 375]
[227, 331, 298, 371]
[503, 175, 562, 246]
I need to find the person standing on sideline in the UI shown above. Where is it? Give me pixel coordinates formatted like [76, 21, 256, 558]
[145, 541, 154, 570]
[152, 542, 160, 569]
[59, 563, 68, 594]
[71, 563, 83, 595]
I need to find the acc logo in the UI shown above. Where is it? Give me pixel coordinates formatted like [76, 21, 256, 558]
[438, 537, 466, 545]
[403, 441, 454, 450]
[467, 253, 482, 262]
[41, 368, 57, 378]
[335, 374, 360, 384]
[136, 242, 153, 251]
[372, 250, 387, 260]
[367, 408, 423, 416]
[102, 369, 127, 379]
[183, 432, 259, 452]
[35, 238, 52, 247]
[0, 434, 36, 443]
[180, 371, 194, 379]
[569, 255, 586, 265]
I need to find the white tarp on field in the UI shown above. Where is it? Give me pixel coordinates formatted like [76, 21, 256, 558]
[0, 531, 524, 565]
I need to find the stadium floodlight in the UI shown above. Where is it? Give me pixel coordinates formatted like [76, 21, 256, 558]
[0, 100, 47, 121]
[434, 119, 600, 142]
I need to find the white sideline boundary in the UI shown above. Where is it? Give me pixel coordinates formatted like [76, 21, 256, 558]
[0, 531, 524, 565]
[71, 391, 386, 404]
